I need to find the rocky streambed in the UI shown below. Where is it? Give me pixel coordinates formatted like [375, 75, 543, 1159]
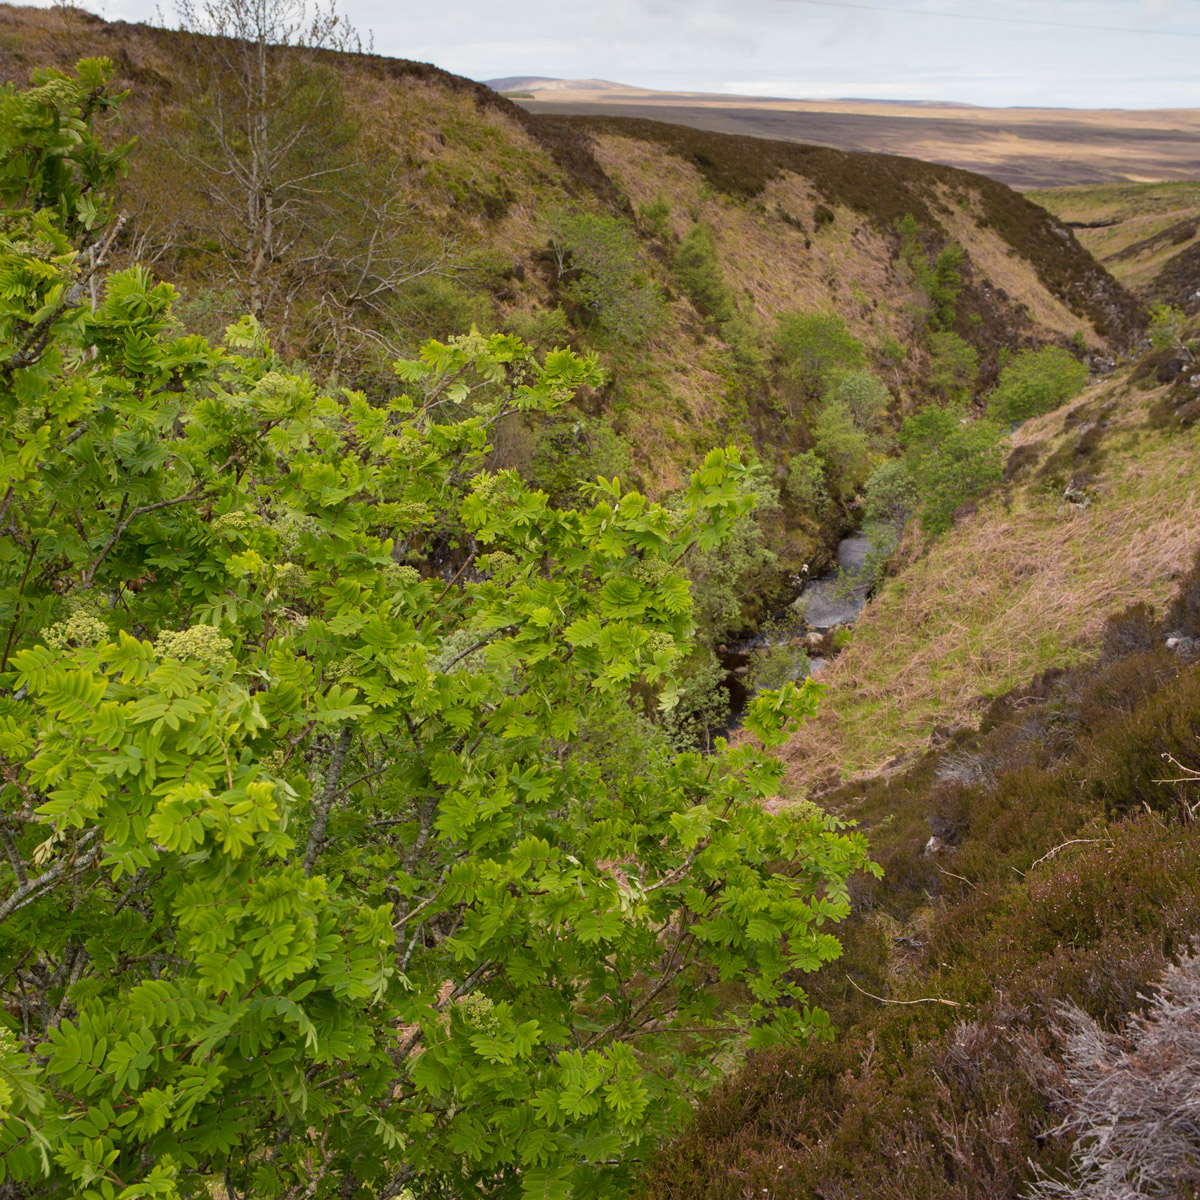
[717, 533, 873, 722]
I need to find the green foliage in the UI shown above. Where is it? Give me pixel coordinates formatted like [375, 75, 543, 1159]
[506, 305, 572, 350]
[638, 192, 672, 240]
[674, 223, 735, 324]
[813, 401, 872, 500]
[899, 407, 1003, 534]
[660, 650, 732, 754]
[927, 330, 978, 401]
[987, 346, 1089, 425]
[0, 58, 129, 246]
[787, 450, 829, 512]
[1148, 301, 1186, 350]
[0, 67, 875, 1200]
[676, 478, 781, 639]
[863, 458, 919, 528]
[747, 621, 810, 695]
[827, 370, 890, 435]
[548, 209, 663, 344]
[895, 214, 963, 328]
[526, 414, 632, 506]
[774, 310, 866, 400]
[396, 274, 496, 341]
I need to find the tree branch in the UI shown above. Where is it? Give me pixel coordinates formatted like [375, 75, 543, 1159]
[302, 724, 354, 876]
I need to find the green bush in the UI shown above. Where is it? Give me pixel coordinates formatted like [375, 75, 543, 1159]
[814, 400, 872, 499]
[774, 310, 866, 399]
[900, 406, 1003, 534]
[677, 478, 782, 638]
[1149, 301, 1186, 350]
[987, 345, 1089, 425]
[527, 414, 633, 506]
[788, 449, 829, 511]
[827, 369, 890, 434]
[548, 208, 664, 343]
[895, 214, 963, 327]
[674, 222, 735, 323]
[747, 621, 810, 694]
[639, 191, 672, 240]
[928, 329, 978, 401]
[863, 458, 919, 527]
[505, 304, 572, 349]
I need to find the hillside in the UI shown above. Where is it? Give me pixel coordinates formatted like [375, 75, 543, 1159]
[780, 351, 1200, 786]
[6, 13, 1200, 1200]
[499, 79, 1200, 190]
[1031, 181, 1200, 314]
[646, 337, 1200, 1200]
[0, 3, 1142, 583]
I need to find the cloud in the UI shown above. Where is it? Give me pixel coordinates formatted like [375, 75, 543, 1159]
[14, 0, 1200, 107]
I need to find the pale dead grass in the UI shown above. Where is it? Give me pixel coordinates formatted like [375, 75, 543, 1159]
[518, 88, 1200, 188]
[782, 376, 1200, 791]
[590, 132, 911, 348]
[936, 186, 1100, 346]
[1030, 182, 1200, 293]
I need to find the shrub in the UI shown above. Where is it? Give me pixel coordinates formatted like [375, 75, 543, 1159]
[896, 214, 963, 327]
[900, 407, 1003, 534]
[775, 309, 866, 399]
[864, 458, 919, 527]
[505, 304, 572, 349]
[814, 400, 872, 500]
[1148, 301, 1186, 350]
[676, 478, 783, 638]
[639, 191, 672, 240]
[527, 414, 633, 505]
[674, 222, 735, 323]
[928, 329, 979, 400]
[548, 208, 664, 343]
[988, 346, 1089, 425]
[787, 449, 829, 510]
[828, 369, 890, 434]
[748, 638, 810, 695]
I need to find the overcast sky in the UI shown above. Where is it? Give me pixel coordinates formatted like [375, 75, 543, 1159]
[36, 0, 1200, 107]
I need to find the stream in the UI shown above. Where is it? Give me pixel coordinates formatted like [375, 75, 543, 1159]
[716, 533, 872, 723]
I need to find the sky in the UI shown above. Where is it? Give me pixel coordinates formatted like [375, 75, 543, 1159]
[30, 0, 1200, 108]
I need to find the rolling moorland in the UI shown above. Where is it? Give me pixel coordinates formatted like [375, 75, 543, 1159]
[494, 77, 1200, 190]
[2, 5, 1200, 1200]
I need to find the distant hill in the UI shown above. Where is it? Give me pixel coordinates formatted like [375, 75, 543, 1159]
[0, 1, 1143, 572]
[484, 75, 636, 93]
[494, 80, 1200, 190]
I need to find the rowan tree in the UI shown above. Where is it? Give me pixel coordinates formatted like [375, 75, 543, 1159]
[0, 62, 875, 1200]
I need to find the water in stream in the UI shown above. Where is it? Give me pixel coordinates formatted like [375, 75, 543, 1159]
[716, 533, 871, 724]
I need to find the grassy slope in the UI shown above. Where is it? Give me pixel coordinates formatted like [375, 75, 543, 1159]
[0, 4, 1141, 507]
[646, 348, 1200, 1199]
[781, 364, 1200, 790]
[1030, 181, 1200, 304]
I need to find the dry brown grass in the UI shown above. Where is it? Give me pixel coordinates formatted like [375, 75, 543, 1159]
[588, 131, 910, 344]
[1029, 182, 1200, 295]
[936, 186, 1096, 343]
[516, 87, 1200, 190]
[782, 376, 1200, 790]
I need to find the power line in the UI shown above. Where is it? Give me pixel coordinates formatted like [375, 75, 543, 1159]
[779, 0, 1200, 38]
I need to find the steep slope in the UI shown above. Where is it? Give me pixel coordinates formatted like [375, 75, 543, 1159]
[780, 353, 1200, 788]
[645, 341, 1200, 1200]
[0, 5, 1148, 625]
[1031, 181, 1200, 313]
